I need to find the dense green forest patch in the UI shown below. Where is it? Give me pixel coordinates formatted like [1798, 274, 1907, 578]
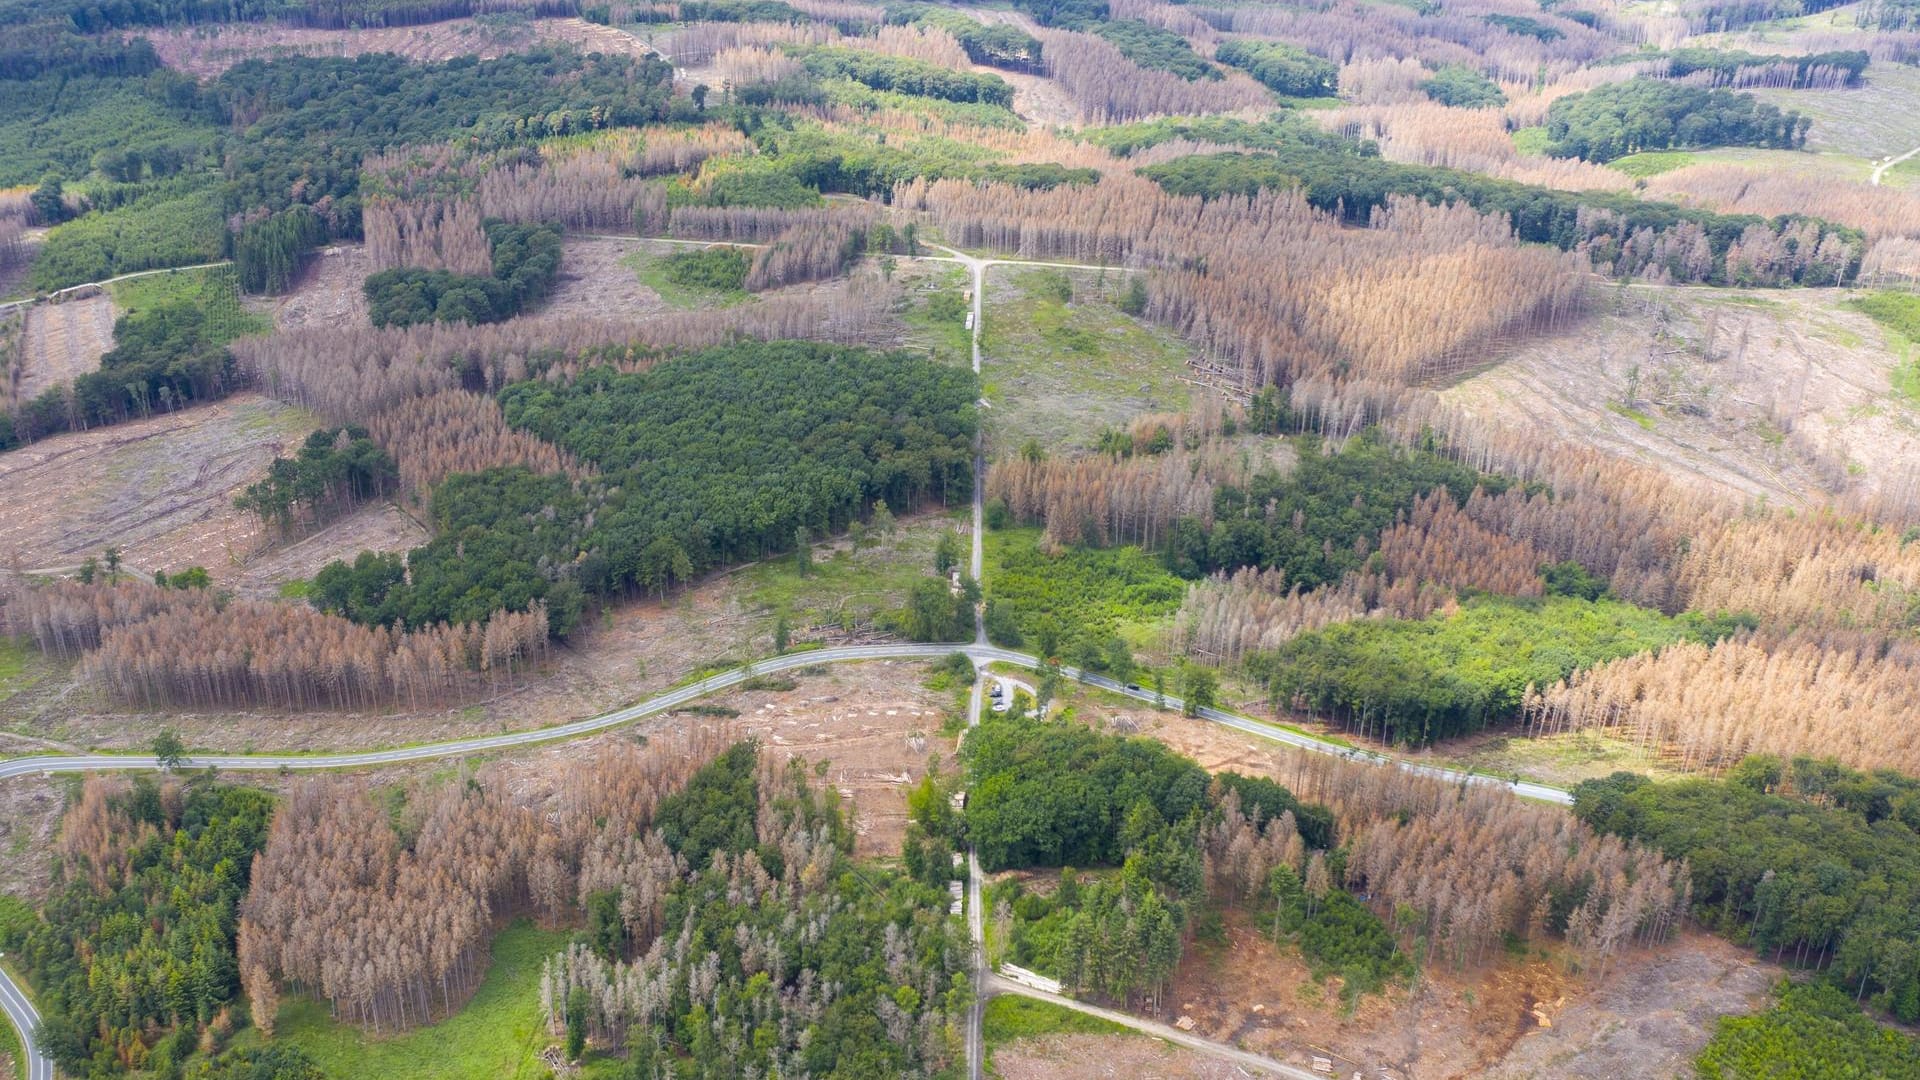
[1420, 64, 1505, 108]
[964, 711, 1211, 871]
[1086, 114, 1360, 159]
[1092, 20, 1217, 81]
[1696, 981, 1920, 1079]
[1575, 758, 1920, 1020]
[1249, 597, 1741, 745]
[312, 341, 976, 633]
[1213, 39, 1339, 97]
[30, 181, 225, 291]
[1544, 79, 1808, 162]
[791, 45, 1016, 105]
[0, 72, 212, 189]
[364, 222, 562, 328]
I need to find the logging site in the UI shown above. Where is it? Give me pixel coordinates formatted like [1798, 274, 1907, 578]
[1, 0, 1919, 1077]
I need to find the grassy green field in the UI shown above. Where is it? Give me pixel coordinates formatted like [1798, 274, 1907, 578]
[982, 994, 1130, 1076]
[1608, 150, 1697, 178]
[109, 263, 270, 343]
[1510, 126, 1549, 156]
[0, 636, 55, 719]
[731, 510, 968, 635]
[898, 261, 973, 368]
[1426, 729, 1692, 790]
[251, 920, 570, 1080]
[1847, 291, 1920, 403]
[0, 992, 20, 1080]
[979, 267, 1192, 454]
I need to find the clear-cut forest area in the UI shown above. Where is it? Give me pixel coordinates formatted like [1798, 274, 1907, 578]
[2, 0, 1920, 1076]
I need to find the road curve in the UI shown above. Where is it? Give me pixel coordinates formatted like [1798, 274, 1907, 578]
[982, 973, 1320, 1078]
[1872, 144, 1920, 186]
[0, 960, 51, 1080]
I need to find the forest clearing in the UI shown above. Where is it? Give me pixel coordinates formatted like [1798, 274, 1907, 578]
[0, 393, 314, 580]
[13, 293, 114, 405]
[1443, 285, 1918, 510]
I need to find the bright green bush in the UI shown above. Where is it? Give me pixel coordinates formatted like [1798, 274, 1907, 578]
[1248, 597, 1739, 745]
[1697, 981, 1920, 1079]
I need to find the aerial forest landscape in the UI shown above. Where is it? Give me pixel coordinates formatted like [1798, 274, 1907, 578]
[1, 0, 1919, 1074]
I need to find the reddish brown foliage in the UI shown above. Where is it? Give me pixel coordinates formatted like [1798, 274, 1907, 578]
[1376, 489, 1546, 598]
[903, 175, 1588, 388]
[362, 197, 491, 273]
[238, 729, 729, 1032]
[1211, 0, 1615, 83]
[1645, 165, 1920, 241]
[5, 579, 548, 710]
[1526, 626, 1920, 775]
[745, 219, 866, 291]
[1273, 746, 1686, 974]
[367, 388, 591, 495]
[1033, 27, 1272, 122]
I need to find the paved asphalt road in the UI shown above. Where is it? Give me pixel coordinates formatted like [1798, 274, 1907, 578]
[0, 957, 51, 1080]
[0, 645, 1574, 1079]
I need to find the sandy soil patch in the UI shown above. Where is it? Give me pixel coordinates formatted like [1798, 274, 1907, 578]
[140, 16, 655, 79]
[230, 502, 431, 598]
[15, 293, 115, 404]
[992, 1032, 1246, 1079]
[1445, 285, 1920, 511]
[0, 392, 318, 580]
[712, 660, 961, 857]
[992, 68, 1082, 128]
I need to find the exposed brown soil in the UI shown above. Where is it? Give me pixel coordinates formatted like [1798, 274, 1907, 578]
[712, 660, 963, 857]
[1485, 932, 1773, 1080]
[16, 293, 115, 404]
[229, 502, 431, 598]
[0, 392, 318, 581]
[140, 16, 655, 79]
[271, 244, 370, 331]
